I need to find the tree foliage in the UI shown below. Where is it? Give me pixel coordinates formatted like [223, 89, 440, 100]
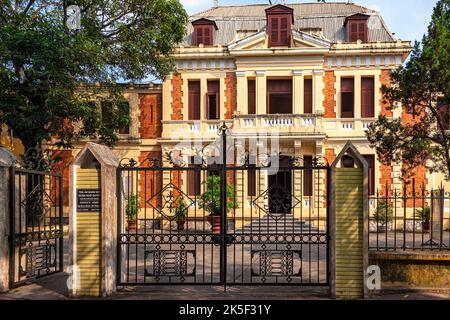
[0, 0, 187, 149]
[366, 0, 450, 178]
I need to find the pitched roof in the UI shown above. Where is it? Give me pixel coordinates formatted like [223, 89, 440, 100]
[184, 2, 396, 46]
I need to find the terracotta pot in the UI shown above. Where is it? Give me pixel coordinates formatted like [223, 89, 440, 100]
[207, 215, 221, 234]
[422, 222, 430, 233]
[127, 219, 137, 233]
[177, 220, 186, 231]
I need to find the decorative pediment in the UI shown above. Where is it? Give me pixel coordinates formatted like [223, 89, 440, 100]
[228, 28, 331, 51]
[292, 30, 332, 48]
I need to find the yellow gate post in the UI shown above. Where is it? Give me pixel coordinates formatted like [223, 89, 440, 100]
[69, 143, 119, 297]
[330, 141, 369, 299]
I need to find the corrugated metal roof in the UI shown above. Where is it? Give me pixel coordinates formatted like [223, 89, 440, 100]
[184, 2, 395, 46]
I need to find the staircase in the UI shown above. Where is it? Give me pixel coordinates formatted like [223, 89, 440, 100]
[236, 214, 321, 234]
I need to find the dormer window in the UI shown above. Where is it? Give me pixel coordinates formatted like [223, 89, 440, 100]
[192, 18, 218, 46]
[345, 14, 370, 43]
[265, 4, 294, 47]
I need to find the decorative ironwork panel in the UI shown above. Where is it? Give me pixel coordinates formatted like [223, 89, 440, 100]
[10, 166, 64, 288]
[19, 243, 57, 278]
[251, 250, 302, 278]
[145, 250, 196, 277]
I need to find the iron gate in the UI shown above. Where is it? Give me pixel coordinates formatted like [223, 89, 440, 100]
[117, 127, 330, 286]
[9, 165, 64, 288]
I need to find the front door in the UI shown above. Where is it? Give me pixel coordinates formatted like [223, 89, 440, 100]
[268, 157, 292, 214]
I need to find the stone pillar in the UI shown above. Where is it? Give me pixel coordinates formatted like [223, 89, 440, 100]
[293, 70, 304, 115]
[354, 75, 362, 120]
[256, 70, 266, 115]
[236, 71, 247, 115]
[0, 148, 15, 292]
[69, 143, 119, 297]
[313, 69, 325, 114]
[330, 141, 369, 299]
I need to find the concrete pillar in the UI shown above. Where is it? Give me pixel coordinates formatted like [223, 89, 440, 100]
[0, 147, 15, 292]
[69, 142, 119, 297]
[313, 70, 325, 114]
[330, 141, 369, 299]
[236, 71, 247, 114]
[256, 70, 266, 115]
[293, 70, 304, 115]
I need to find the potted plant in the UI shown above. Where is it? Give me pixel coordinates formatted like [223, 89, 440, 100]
[373, 200, 393, 232]
[175, 197, 188, 231]
[126, 194, 139, 233]
[415, 207, 431, 232]
[199, 175, 237, 234]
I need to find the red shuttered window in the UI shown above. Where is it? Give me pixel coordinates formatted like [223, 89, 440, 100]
[341, 78, 355, 118]
[194, 25, 214, 46]
[188, 157, 201, 197]
[188, 81, 200, 120]
[247, 80, 256, 114]
[207, 80, 220, 120]
[268, 15, 291, 47]
[303, 156, 313, 197]
[348, 20, 368, 42]
[304, 78, 313, 114]
[361, 77, 375, 118]
[363, 155, 375, 195]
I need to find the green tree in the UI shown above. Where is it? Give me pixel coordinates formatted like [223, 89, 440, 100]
[366, 0, 450, 178]
[0, 0, 187, 150]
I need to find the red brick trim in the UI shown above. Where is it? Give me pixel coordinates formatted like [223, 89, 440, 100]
[323, 71, 336, 118]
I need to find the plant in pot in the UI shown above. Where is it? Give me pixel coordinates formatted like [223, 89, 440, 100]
[199, 175, 237, 234]
[373, 200, 393, 232]
[126, 194, 139, 233]
[175, 197, 188, 231]
[414, 207, 431, 233]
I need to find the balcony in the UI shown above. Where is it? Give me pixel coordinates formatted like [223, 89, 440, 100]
[232, 114, 325, 138]
[161, 120, 233, 141]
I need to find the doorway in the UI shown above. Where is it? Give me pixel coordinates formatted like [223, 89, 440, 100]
[268, 156, 292, 214]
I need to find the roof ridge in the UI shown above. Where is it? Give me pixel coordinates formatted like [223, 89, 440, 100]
[191, 1, 375, 18]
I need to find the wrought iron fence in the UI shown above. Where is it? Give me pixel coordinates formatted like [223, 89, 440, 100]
[369, 182, 450, 251]
[9, 146, 64, 288]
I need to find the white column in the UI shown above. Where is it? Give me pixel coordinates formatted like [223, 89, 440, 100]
[313, 70, 325, 114]
[200, 77, 208, 120]
[354, 75, 362, 119]
[293, 70, 304, 115]
[256, 71, 266, 115]
[236, 71, 247, 115]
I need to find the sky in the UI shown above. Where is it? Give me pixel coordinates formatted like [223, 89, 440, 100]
[180, 0, 438, 43]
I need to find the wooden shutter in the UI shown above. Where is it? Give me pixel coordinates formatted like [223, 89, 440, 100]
[303, 156, 313, 197]
[349, 22, 358, 42]
[280, 16, 289, 45]
[361, 77, 375, 118]
[207, 80, 219, 120]
[358, 22, 367, 42]
[270, 16, 279, 45]
[195, 27, 203, 46]
[204, 26, 212, 45]
[341, 78, 354, 118]
[188, 81, 200, 120]
[304, 79, 313, 114]
[247, 80, 256, 114]
[363, 155, 375, 195]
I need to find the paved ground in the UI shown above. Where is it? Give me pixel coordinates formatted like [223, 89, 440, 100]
[1, 272, 450, 300]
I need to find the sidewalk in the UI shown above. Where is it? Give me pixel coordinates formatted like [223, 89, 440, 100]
[1, 273, 449, 300]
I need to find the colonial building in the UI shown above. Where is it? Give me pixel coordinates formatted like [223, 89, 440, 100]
[160, 2, 415, 195]
[6, 2, 443, 220]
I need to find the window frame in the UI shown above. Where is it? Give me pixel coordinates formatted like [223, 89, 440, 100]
[341, 77, 355, 119]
